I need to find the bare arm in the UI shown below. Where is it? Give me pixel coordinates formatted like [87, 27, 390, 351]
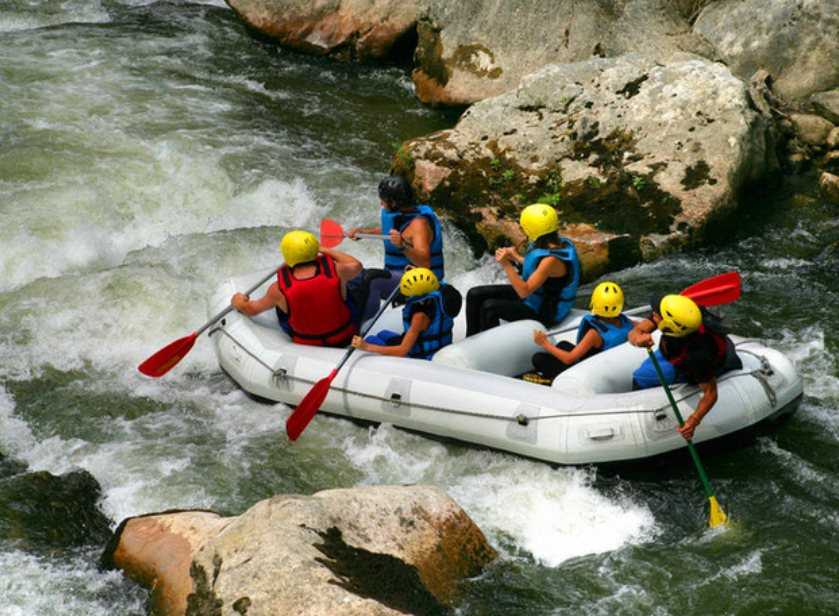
[677, 377, 718, 441]
[348, 225, 383, 240]
[231, 282, 287, 316]
[351, 312, 431, 357]
[534, 328, 603, 364]
[390, 217, 431, 269]
[320, 246, 363, 281]
[627, 317, 657, 348]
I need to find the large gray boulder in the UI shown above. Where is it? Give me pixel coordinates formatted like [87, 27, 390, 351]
[103, 485, 496, 616]
[225, 0, 419, 61]
[693, 0, 839, 102]
[413, 0, 714, 106]
[392, 53, 778, 278]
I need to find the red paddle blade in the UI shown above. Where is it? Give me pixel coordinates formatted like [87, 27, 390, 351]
[319, 219, 346, 249]
[682, 271, 741, 307]
[286, 370, 338, 441]
[138, 333, 197, 377]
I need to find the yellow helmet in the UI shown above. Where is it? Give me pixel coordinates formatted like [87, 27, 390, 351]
[657, 294, 702, 338]
[281, 230, 319, 268]
[520, 203, 559, 241]
[400, 267, 439, 297]
[590, 281, 624, 317]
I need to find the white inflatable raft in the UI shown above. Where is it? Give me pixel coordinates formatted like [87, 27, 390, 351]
[208, 271, 803, 465]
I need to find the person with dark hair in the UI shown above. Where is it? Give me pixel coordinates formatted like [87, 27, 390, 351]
[628, 293, 742, 440]
[465, 203, 581, 336]
[347, 175, 446, 323]
[231, 230, 362, 347]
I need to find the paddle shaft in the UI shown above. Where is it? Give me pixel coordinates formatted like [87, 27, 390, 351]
[138, 266, 282, 377]
[285, 284, 402, 440]
[334, 284, 402, 373]
[647, 349, 717, 500]
[196, 267, 279, 337]
[321, 232, 390, 241]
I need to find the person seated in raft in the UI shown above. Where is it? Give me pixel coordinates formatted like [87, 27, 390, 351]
[347, 175, 446, 324]
[231, 230, 362, 347]
[627, 293, 742, 441]
[526, 281, 637, 384]
[465, 203, 581, 336]
[351, 267, 462, 360]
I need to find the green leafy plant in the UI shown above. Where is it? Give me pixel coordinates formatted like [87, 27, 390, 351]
[537, 166, 563, 206]
[490, 157, 502, 171]
[391, 141, 413, 170]
[633, 176, 646, 191]
[540, 193, 561, 207]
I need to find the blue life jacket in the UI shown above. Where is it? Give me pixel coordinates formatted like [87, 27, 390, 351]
[521, 239, 581, 324]
[381, 205, 445, 280]
[577, 313, 633, 350]
[401, 284, 456, 360]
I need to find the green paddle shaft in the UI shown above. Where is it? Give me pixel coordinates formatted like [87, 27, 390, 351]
[647, 348, 716, 500]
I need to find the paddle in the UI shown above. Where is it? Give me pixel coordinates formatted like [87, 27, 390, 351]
[547, 271, 742, 337]
[320, 218, 390, 249]
[286, 284, 402, 441]
[647, 349, 728, 528]
[138, 267, 280, 378]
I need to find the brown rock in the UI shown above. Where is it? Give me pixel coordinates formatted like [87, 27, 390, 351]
[103, 486, 496, 616]
[790, 113, 837, 147]
[104, 510, 231, 616]
[225, 0, 419, 61]
[819, 172, 839, 203]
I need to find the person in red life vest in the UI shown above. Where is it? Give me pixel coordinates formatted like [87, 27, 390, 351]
[350, 267, 461, 360]
[230, 230, 362, 347]
[346, 175, 446, 323]
[525, 281, 636, 384]
[627, 293, 742, 440]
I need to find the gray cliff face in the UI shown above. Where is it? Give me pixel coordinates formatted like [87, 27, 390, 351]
[694, 0, 839, 103]
[413, 0, 715, 106]
[222, 0, 839, 270]
[397, 54, 777, 277]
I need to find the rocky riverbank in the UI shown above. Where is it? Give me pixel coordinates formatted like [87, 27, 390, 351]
[225, 0, 839, 279]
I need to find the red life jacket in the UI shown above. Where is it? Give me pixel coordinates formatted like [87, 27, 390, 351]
[662, 323, 728, 377]
[277, 254, 357, 347]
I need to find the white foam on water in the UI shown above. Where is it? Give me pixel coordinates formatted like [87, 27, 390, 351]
[0, 387, 40, 462]
[206, 177, 328, 234]
[0, 551, 145, 616]
[718, 549, 763, 580]
[0, 0, 110, 33]
[341, 424, 657, 568]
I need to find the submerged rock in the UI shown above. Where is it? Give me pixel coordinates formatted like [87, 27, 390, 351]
[0, 468, 112, 554]
[394, 53, 778, 278]
[103, 484, 497, 616]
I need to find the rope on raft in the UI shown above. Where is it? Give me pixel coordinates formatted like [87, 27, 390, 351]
[211, 327, 779, 426]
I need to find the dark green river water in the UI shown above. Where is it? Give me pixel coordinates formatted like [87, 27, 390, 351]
[1, 1, 837, 614]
